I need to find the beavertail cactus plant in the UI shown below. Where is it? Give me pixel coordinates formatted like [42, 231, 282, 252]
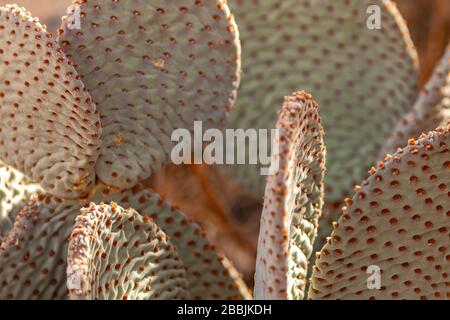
[0, 0, 249, 300]
[91, 183, 251, 299]
[67, 202, 189, 300]
[0, 0, 449, 301]
[223, 0, 448, 266]
[0, 187, 250, 299]
[0, 160, 42, 239]
[0, 5, 102, 198]
[57, 0, 241, 189]
[226, 0, 418, 205]
[0, 195, 81, 299]
[254, 92, 326, 300]
[309, 125, 450, 300]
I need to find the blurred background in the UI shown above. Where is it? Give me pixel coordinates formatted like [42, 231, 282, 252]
[1, 0, 449, 286]
[0, 0, 68, 33]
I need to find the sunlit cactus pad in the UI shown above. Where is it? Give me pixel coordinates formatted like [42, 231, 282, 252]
[67, 202, 189, 300]
[309, 125, 450, 300]
[0, 0, 448, 302]
[58, 0, 241, 190]
[254, 92, 325, 300]
[0, 4, 102, 199]
[0, 195, 80, 299]
[93, 184, 251, 300]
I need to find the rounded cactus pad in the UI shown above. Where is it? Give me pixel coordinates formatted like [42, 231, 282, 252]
[309, 125, 450, 300]
[58, 0, 241, 189]
[380, 44, 450, 157]
[92, 184, 251, 299]
[67, 202, 189, 300]
[254, 92, 326, 300]
[0, 160, 42, 240]
[0, 195, 80, 299]
[0, 185, 249, 300]
[0, 5, 102, 198]
[227, 0, 418, 203]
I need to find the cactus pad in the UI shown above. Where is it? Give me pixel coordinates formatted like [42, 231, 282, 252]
[0, 160, 42, 240]
[254, 92, 326, 300]
[0, 4, 102, 198]
[381, 44, 450, 156]
[92, 184, 251, 299]
[309, 125, 450, 300]
[58, 0, 241, 189]
[67, 202, 189, 300]
[0, 184, 250, 299]
[228, 0, 418, 204]
[0, 195, 80, 299]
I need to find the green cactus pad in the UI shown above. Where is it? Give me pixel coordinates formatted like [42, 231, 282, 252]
[227, 0, 418, 203]
[0, 160, 42, 240]
[92, 184, 251, 299]
[0, 195, 80, 299]
[67, 202, 189, 300]
[0, 5, 102, 198]
[380, 44, 450, 157]
[309, 125, 450, 300]
[254, 92, 326, 300]
[57, 0, 241, 190]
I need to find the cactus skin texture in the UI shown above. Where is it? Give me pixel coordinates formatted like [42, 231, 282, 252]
[227, 0, 419, 205]
[1, 0, 447, 302]
[95, 184, 251, 300]
[0, 195, 79, 299]
[0, 184, 250, 300]
[67, 202, 189, 300]
[254, 92, 326, 300]
[0, 5, 102, 199]
[0, 2, 247, 300]
[309, 125, 450, 300]
[380, 44, 450, 157]
[57, 0, 241, 190]
[0, 161, 42, 240]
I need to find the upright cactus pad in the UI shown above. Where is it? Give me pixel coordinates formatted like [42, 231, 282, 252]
[227, 0, 418, 204]
[58, 0, 241, 189]
[309, 125, 450, 300]
[67, 202, 189, 300]
[0, 195, 80, 299]
[0, 160, 42, 239]
[94, 184, 251, 299]
[381, 44, 450, 156]
[254, 92, 326, 300]
[0, 5, 102, 198]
